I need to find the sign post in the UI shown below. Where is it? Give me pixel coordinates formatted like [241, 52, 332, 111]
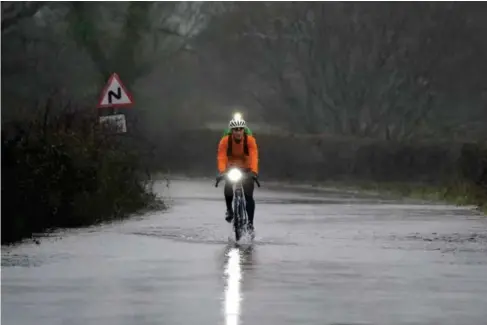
[97, 73, 134, 134]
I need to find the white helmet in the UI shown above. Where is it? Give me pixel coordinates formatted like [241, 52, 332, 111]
[229, 115, 246, 129]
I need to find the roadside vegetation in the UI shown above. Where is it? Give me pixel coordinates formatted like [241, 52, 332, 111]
[1, 107, 160, 245]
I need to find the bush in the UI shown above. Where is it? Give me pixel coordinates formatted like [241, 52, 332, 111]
[1, 108, 159, 245]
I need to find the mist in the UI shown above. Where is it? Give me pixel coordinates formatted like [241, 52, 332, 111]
[2, 1, 486, 243]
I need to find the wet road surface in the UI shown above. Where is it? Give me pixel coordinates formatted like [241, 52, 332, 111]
[2, 179, 487, 325]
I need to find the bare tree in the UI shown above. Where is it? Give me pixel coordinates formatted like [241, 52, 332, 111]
[66, 2, 209, 88]
[202, 2, 487, 140]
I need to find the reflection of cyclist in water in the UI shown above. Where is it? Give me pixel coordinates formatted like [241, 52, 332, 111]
[217, 113, 259, 232]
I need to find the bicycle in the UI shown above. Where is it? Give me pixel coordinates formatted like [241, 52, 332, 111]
[215, 167, 261, 242]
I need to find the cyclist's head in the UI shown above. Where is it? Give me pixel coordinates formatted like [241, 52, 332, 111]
[229, 113, 246, 140]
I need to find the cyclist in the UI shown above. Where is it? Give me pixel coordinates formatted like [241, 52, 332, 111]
[217, 113, 259, 231]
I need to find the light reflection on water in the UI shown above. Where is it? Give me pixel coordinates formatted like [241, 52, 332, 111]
[223, 247, 242, 325]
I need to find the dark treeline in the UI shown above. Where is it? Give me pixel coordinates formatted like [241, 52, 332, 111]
[155, 129, 487, 211]
[2, 2, 486, 243]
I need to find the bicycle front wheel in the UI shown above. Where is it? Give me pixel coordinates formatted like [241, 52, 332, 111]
[234, 197, 245, 241]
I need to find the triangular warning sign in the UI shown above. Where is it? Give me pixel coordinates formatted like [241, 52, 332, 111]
[97, 73, 134, 108]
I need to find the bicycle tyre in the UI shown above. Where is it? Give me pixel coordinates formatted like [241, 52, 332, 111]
[234, 196, 245, 241]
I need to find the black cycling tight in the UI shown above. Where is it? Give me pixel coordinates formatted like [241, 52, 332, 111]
[224, 178, 255, 225]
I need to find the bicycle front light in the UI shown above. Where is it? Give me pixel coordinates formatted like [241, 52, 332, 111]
[227, 168, 243, 182]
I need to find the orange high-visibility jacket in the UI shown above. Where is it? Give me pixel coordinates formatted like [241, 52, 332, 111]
[217, 134, 259, 174]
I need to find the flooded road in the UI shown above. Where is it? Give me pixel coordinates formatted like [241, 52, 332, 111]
[2, 179, 487, 325]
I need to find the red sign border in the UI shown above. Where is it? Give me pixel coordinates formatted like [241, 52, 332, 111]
[97, 73, 135, 108]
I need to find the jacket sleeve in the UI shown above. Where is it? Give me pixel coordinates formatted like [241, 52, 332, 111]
[217, 136, 228, 173]
[247, 136, 259, 174]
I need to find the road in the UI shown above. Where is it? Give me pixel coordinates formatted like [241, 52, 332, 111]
[2, 179, 487, 325]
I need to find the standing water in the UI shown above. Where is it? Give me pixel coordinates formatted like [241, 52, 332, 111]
[2, 179, 487, 325]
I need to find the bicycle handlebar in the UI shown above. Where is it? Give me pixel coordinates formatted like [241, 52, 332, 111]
[215, 173, 261, 188]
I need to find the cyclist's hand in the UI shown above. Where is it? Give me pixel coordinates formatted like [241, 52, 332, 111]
[250, 171, 258, 179]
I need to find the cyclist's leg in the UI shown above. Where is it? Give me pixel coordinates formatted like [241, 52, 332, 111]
[224, 180, 234, 222]
[243, 177, 255, 226]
